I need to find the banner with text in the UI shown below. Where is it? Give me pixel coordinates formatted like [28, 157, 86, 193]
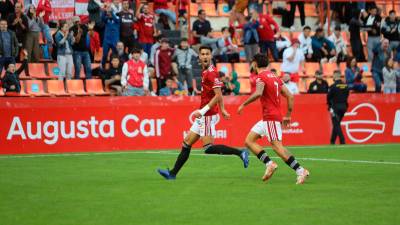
[0, 94, 399, 154]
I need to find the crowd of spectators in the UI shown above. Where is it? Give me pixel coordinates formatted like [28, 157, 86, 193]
[1, 0, 400, 96]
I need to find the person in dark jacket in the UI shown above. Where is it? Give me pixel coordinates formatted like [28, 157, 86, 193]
[0, 0, 14, 20]
[349, 9, 366, 62]
[381, 10, 399, 54]
[308, 70, 329, 93]
[70, 16, 92, 79]
[1, 50, 27, 93]
[101, 5, 120, 67]
[7, 2, 28, 52]
[311, 28, 336, 63]
[87, 0, 104, 45]
[361, 5, 382, 61]
[103, 54, 123, 95]
[0, 19, 19, 75]
[327, 70, 350, 145]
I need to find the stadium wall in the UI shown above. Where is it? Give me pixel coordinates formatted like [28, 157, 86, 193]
[0, 94, 399, 154]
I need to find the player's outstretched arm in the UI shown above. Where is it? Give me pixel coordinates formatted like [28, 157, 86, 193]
[237, 81, 265, 115]
[214, 87, 231, 119]
[281, 85, 294, 128]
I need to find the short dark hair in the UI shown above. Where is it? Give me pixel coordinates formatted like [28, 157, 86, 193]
[198, 9, 205, 16]
[252, 54, 269, 68]
[131, 47, 141, 54]
[110, 54, 120, 61]
[316, 27, 323, 33]
[270, 68, 277, 73]
[199, 45, 212, 53]
[334, 26, 341, 31]
[303, 26, 311, 31]
[181, 37, 188, 42]
[221, 27, 229, 32]
[389, 10, 396, 15]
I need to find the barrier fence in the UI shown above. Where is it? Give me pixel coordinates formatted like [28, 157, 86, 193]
[0, 94, 399, 154]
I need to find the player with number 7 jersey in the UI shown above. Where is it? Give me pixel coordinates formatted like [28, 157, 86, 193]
[238, 54, 310, 184]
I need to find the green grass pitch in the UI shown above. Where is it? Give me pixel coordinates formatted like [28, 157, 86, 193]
[1, 144, 400, 225]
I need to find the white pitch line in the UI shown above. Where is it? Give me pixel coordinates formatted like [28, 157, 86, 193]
[0, 149, 400, 165]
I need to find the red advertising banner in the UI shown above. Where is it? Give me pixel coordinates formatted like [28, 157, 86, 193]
[0, 94, 399, 155]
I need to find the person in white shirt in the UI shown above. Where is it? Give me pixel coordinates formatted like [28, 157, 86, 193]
[275, 32, 291, 59]
[282, 72, 299, 94]
[281, 38, 306, 83]
[328, 26, 348, 63]
[298, 26, 313, 60]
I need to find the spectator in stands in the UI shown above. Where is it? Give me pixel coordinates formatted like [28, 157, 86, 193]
[298, 26, 313, 61]
[121, 48, 149, 96]
[136, 3, 156, 56]
[281, 38, 305, 83]
[311, 28, 336, 63]
[154, 0, 177, 24]
[150, 35, 163, 66]
[101, 4, 120, 67]
[159, 77, 184, 96]
[371, 39, 390, 92]
[230, 71, 240, 95]
[381, 10, 399, 54]
[172, 38, 199, 95]
[88, 22, 100, 62]
[249, 60, 258, 93]
[328, 26, 348, 63]
[345, 57, 367, 93]
[349, 9, 366, 62]
[116, 41, 129, 64]
[55, 21, 74, 80]
[155, 38, 174, 95]
[1, 49, 27, 93]
[25, 5, 42, 62]
[242, 15, 259, 62]
[111, 0, 122, 14]
[288, 0, 305, 28]
[192, 10, 212, 46]
[174, 0, 189, 20]
[87, 0, 104, 44]
[275, 32, 291, 59]
[0, 19, 19, 75]
[119, 0, 135, 53]
[282, 72, 299, 94]
[137, 44, 149, 64]
[70, 16, 92, 79]
[36, 0, 53, 50]
[361, 5, 382, 61]
[229, 0, 247, 25]
[7, 3, 28, 55]
[308, 70, 329, 94]
[214, 27, 239, 63]
[382, 57, 399, 94]
[0, 0, 14, 21]
[104, 54, 123, 95]
[252, 9, 279, 62]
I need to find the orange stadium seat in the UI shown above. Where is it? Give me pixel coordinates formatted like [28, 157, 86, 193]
[322, 63, 339, 77]
[358, 62, 372, 77]
[364, 77, 376, 92]
[66, 80, 88, 96]
[217, 63, 232, 76]
[201, 3, 217, 17]
[189, 3, 199, 17]
[233, 63, 250, 78]
[86, 79, 108, 96]
[218, 3, 230, 17]
[47, 63, 60, 79]
[25, 80, 50, 96]
[238, 78, 251, 94]
[47, 80, 69, 96]
[28, 63, 48, 79]
[303, 62, 320, 77]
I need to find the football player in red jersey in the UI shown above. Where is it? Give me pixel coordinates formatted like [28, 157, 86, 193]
[158, 46, 249, 180]
[238, 54, 309, 184]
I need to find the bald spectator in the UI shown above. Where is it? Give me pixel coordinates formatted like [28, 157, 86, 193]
[371, 39, 390, 92]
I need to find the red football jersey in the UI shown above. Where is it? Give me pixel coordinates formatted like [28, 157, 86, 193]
[257, 70, 284, 121]
[137, 13, 155, 44]
[200, 65, 223, 116]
